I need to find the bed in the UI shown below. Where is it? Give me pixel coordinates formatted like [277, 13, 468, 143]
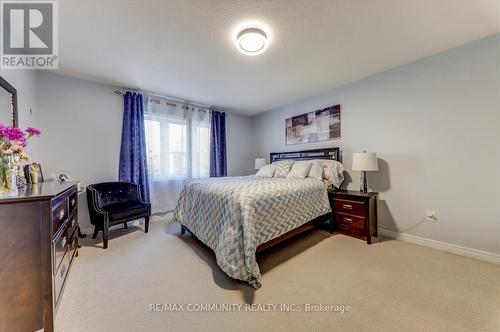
[173, 148, 342, 288]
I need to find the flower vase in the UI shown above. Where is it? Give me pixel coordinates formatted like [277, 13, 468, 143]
[0, 156, 18, 197]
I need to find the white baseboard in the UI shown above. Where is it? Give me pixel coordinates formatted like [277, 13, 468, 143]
[80, 226, 94, 235]
[379, 229, 500, 265]
[80, 221, 499, 265]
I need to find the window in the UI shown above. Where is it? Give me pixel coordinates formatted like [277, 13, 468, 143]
[144, 100, 210, 181]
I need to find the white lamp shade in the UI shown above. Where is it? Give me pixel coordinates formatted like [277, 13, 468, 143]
[254, 158, 267, 170]
[352, 152, 379, 171]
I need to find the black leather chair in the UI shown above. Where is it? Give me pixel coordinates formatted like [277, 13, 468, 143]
[86, 182, 151, 249]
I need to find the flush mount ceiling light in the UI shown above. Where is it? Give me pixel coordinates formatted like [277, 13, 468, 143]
[236, 27, 269, 56]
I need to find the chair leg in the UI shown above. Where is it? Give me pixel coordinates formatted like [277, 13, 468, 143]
[103, 223, 109, 249]
[145, 216, 150, 233]
[92, 227, 99, 239]
[123, 222, 128, 229]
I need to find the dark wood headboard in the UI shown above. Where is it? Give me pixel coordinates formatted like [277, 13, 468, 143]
[270, 147, 341, 163]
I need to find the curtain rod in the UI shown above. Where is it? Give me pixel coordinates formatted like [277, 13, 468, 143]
[112, 88, 225, 112]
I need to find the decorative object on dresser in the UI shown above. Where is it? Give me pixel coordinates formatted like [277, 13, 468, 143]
[352, 151, 378, 193]
[23, 162, 44, 184]
[254, 157, 267, 170]
[15, 165, 26, 188]
[285, 105, 340, 145]
[50, 169, 73, 183]
[329, 190, 378, 244]
[0, 126, 40, 195]
[86, 182, 151, 249]
[0, 181, 79, 332]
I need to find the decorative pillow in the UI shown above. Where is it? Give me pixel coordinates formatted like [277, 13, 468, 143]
[255, 164, 277, 177]
[320, 160, 345, 188]
[307, 161, 324, 180]
[272, 160, 294, 178]
[288, 161, 312, 178]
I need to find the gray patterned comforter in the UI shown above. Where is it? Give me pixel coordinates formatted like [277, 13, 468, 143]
[172, 176, 331, 288]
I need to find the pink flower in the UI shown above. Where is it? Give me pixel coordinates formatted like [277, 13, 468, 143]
[26, 127, 41, 137]
[0, 126, 26, 142]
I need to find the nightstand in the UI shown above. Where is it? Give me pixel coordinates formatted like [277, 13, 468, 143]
[328, 190, 378, 244]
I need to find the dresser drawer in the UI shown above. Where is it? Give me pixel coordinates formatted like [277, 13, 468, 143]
[52, 198, 68, 235]
[54, 249, 70, 306]
[53, 232, 68, 274]
[68, 190, 78, 215]
[67, 213, 78, 241]
[334, 199, 364, 216]
[53, 220, 73, 274]
[336, 212, 365, 232]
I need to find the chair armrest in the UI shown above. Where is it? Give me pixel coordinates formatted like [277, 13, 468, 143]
[130, 183, 151, 215]
[133, 183, 147, 204]
[86, 187, 107, 215]
[126, 182, 146, 203]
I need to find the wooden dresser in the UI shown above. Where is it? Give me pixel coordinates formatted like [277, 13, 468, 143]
[0, 181, 79, 332]
[329, 190, 378, 244]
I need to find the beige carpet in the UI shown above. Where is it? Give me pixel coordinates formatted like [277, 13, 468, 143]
[55, 217, 500, 332]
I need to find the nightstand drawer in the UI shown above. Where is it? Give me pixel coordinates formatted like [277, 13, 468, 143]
[336, 212, 365, 232]
[334, 199, 364, 216]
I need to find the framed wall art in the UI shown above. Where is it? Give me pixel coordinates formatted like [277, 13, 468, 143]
[285, 105, 340, 145]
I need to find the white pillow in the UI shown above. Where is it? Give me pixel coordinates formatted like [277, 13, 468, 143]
[308, 161, 324, 180]
[255, 164, 276, 177]
[288, 162, 312, 178]
[320, 160, 345, 188]
[272, 160, 294, 178]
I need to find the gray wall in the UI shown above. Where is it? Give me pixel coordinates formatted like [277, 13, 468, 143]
[35, 71, 254, 228]
[226, 112, 255, 176]
[251, 34, 500, 254]
[36, 72, 123, 186]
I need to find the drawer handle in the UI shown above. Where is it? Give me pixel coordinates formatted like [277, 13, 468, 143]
[71, 198, 76, 206]
[343, 217, 353, 223]
[342, 204, 353, 209]
[58, 209, 65, 220]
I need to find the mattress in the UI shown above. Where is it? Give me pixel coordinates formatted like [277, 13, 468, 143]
[172, 175, 331, 288]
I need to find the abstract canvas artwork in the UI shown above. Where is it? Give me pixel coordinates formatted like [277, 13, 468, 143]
[285, 105, 340, 145]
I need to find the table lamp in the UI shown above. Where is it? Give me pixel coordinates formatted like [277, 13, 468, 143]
[352, 152, 378, 193]
[254, 158, 267, 170]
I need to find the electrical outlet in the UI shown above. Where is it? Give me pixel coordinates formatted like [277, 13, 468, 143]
[426, 210, 437, 221]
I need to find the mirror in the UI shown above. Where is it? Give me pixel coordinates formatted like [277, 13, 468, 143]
[0, 76, 18, 127]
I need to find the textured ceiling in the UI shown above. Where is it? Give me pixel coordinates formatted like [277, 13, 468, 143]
[56, 0, 500, 115]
